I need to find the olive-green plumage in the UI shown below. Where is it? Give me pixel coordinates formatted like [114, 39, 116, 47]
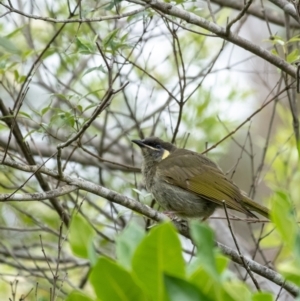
[132, 137, 269, 220]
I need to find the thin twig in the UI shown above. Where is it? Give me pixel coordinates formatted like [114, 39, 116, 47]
[222, 200, 261, 291]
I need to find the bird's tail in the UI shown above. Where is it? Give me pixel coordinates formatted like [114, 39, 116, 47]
[242, 195, 269, 219]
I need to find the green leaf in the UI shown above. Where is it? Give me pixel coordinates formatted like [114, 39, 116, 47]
[222, 281, 251, 301]
[287, 35, 300, 43]
[103, 28, 119, 47]
[189, 265, 220, 300]
[132, 222, 185, 301]
[105, 0, 122, 10]
[90, 257, 147, 301]
[116, 221, 145, 269]
[66, 291, 95, 301]
[278, 259, 300, 286]
[18, 111, 31, 119]
[69, 215, 96, 260]
[83, 65, 106, 76]
[215, 254, 229, 274]
[251, 292, 274, 301]
[164, 274, 212, 301]
[41, 106, 51, 116]
[190, 221, 218, 279]
[268, 35, 285, 46]
[76, 37, 96, 54]
[23, 129, 37, 141]
[271, 190, 297, 250]
[0, 36, 20, 54]
[287, 49, 300, 63]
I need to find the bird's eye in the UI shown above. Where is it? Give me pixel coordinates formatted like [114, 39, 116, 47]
[155, 144, 162, 149]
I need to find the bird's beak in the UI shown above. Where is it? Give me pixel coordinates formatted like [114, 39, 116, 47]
[132, 139, 146, 148]
[132, 139, 158, 151]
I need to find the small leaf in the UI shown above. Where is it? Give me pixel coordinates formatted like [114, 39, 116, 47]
[23, 129, 37, 141]
[83, 65, 106, 76]
[41, 106, 51, 116]
[103, 28, 120, 47]
[271, 190, 297, 250]
[287, 49, 300, 63]
[18, 111, 31, 119]
[268, 35, 285, 46]
[69, 215, 96, 260]
[0, 36, 20, 54]
[76, 37, 96, 54]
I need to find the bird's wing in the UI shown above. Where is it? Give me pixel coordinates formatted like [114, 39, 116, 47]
[157, 149, 250, 214]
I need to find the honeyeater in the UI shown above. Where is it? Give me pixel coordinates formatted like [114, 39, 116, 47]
[132, 137, 269, 220]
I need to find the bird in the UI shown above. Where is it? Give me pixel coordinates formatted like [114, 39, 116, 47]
[132, 137, 269, 220]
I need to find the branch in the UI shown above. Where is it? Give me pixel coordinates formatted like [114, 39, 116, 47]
[202, 82, 294, 154]
[0, 154, 298, 296]
[0, 99, 69, 226]
[56, 82, 129, 177]
[269, 0, 300, 23]
[131, 0, 296, 77]
[211, 0, 300, 28]
[0, 2, 149, 23]
[0, 185, 77, 202]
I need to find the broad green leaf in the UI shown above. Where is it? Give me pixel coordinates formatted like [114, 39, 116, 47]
[69, 215, 96, 260]
[190, 221, 218, 279]
[164, 274, 212, 301]
[66, 291, 95, 301]
[90, 257, 147, 301]
[132, 222, 185, 301]
[116, 221, 145, 269]
[251, 292, 274, 301]
[215, 254, 229, 274]
[189, 266, 220, 300]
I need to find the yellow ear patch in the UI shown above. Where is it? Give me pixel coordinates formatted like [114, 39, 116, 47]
[162, 150, 170, 160]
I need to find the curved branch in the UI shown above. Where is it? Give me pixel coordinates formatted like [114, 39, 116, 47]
[269, 0, 300, 23]
[0, 155, 298, 296]
[0, 185, 77, 202]
[211, 0, 300, 28]
[131, 0, 296, 77]
[0, 2, 149, 24]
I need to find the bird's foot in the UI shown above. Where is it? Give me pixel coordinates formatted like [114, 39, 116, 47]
[163, 211, 179, 221]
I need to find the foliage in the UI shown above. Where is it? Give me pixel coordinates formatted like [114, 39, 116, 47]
[67, 221, 274, 301]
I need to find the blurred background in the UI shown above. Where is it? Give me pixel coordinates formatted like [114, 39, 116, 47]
[0, 0, 299, 299]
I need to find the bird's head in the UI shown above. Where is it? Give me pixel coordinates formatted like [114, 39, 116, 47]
[132, 137, 176, 163]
